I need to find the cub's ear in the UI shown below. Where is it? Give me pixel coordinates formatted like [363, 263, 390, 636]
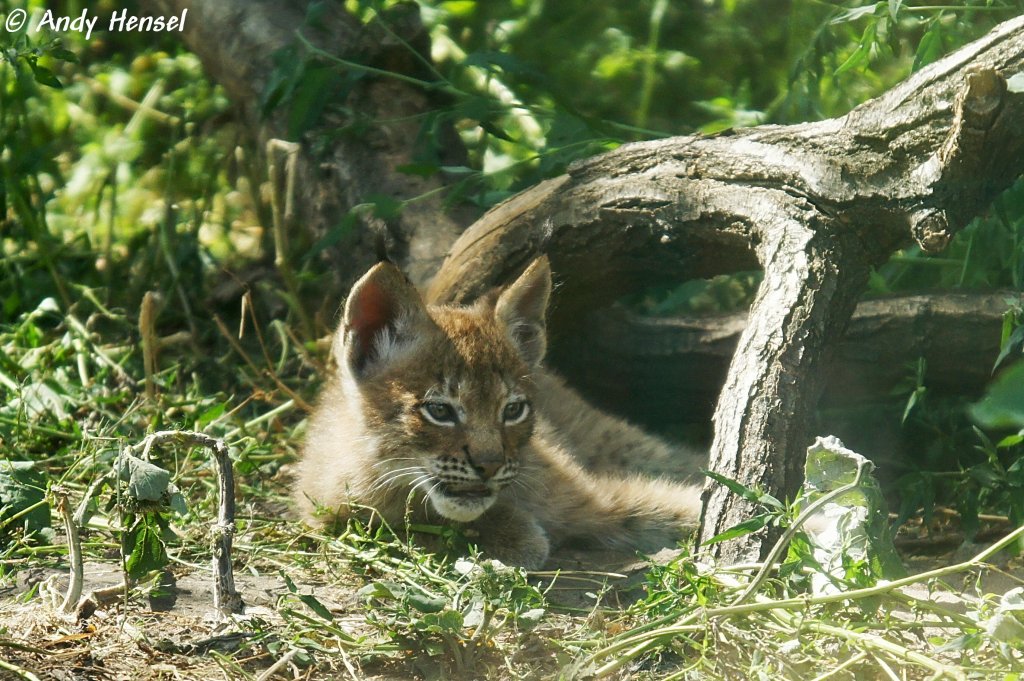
[495, 256, 552, 366]
[338, 262, 430, 378]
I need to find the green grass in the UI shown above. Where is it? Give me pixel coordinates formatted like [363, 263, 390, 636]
[2, 297, 1023, 679]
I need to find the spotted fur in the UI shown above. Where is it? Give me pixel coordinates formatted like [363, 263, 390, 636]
[294, 257, 703, 569]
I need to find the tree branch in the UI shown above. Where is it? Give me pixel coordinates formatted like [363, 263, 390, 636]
[553, 292, 1015, 426]
[426, 17, 1024, 561]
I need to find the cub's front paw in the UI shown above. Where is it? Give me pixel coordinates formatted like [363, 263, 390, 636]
[470, 511, 550, 570]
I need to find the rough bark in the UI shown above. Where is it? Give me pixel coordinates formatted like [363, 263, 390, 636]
[552, 292, 1016, 427]
[427, 18, 1024, 562]
[139, 0, 471, 289]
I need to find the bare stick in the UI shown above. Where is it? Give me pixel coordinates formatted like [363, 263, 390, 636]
[53, 487, 83, 614]
[140, 291, 158, 400]
[255, 646, 300, 681]
[126, 430, 243, 615]
[73, 475, 110, 528]
[267, 138, 314, 341]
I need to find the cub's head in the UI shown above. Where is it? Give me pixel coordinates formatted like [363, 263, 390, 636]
[336, 257, 552, 522]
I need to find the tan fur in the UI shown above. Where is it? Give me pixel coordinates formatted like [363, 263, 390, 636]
[294, 257, 703, 569]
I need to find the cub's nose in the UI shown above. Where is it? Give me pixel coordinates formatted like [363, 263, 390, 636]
[465, 447, 503, 481]
[473, 460, 502, 481]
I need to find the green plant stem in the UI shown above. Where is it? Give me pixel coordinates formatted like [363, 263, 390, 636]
[0, 416, 77, 440]
[222, 399, 296, 440]
[710, 522, 1024, 617]
[808, 652, 869, 681]
[0, 498, 49, 534]
[905, 4, 1015, 10]
[636, 0, 668, 130]
[730, 458, 868, 606]
[295, 32, 465, 99]
[73, 474, 111, 527]
[585, 523, 1024, 676]
[0, 638, 51, 656]
[800, 619, 964, 680]
[0, 658, 41, 681]
[64, 314, 137, 387]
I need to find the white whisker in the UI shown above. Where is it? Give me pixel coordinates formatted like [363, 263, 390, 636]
[409, 474, 436, 497]
[372, 457, 417, 468]
[422, 480, 443, 510]
[368, 467, 424, 495]
[513, 470, 548, 494]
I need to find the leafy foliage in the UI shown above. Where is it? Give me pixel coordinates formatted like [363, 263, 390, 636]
[0, 461, 50, 540]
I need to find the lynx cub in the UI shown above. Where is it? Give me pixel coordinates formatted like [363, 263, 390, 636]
[294, 257, 703, 569]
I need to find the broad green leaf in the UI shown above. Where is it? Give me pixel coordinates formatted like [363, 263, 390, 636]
[282, 572, 335, 619]
[366, 195, 404, 221]
[395, 163, 440, 178]
[985, 587, 1024, 643]
[913, 22, 944, 72]
[479, 120, 514, 142]
[998, 433, 1024, 448]
[703, 470, 759, 501]
[440, 1, 477, 18]
[519, 608, 546, 624]
[49, 47, 78, 63]
[426, 609, 464, 632]
[357, 581, 405, 601]
[462, 596, 486, 628]
[834, 20, 877, 77]
[198, 402, 227, 428]
[968, 464, 1003, 487]
[282, 573, 299, 593]
[298, 592, 335, 621]
[802, 436, 904, 595]
[408, 592, 447, 614]
[168, 491, 187, 516]
[993, 324, 1024, 372]
[260, 46, 303, 116]
[971, 360, 1024, 430]
[30, 65, 63, 89]
[0, 461, 50, 535]
[287, 64, 342, 139]
[12, 381, 70, 420]
[901, 386, 922, 424]
[115, 454, 172, 502]
[124, 518, 168, 578]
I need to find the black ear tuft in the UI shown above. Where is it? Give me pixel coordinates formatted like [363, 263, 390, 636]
[373, 227, 392, 264]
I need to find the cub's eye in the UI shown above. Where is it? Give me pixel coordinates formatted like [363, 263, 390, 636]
[421, 401, 457, 426]
[502, 400, 530, 425]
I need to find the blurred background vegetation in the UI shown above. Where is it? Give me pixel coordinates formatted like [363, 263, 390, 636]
[2, 0, 1024, 558]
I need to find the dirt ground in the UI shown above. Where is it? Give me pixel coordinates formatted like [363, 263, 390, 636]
[2, 536, 1022, 681]
[0, 544, 672, 680]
